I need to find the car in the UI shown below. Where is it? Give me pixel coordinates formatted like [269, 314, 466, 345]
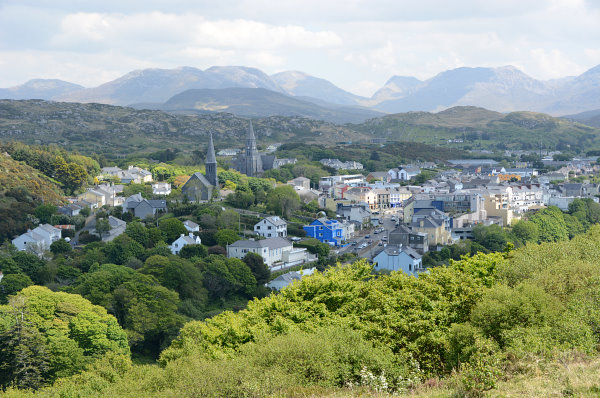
[378, 241, 383, 246]
[381, 236, 388, 241]
[374, 230, 380, 234]
[365, 234, 370, 239]
[351, 241, 357, 246]
[290, 237, 302, 242]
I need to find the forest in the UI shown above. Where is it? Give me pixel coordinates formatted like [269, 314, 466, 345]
[3, 223, 600, 396]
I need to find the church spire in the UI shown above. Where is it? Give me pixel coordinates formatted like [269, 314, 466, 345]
[246, 121, 257, 151]
[205, 133, 218, 187]
[206, 133, 216, 164]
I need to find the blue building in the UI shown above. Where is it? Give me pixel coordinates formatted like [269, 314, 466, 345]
[303, 218, 344, 246]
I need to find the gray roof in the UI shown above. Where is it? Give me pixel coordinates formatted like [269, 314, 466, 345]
[412, 217, 441, 229]
[184, 220, 199, 228]
[391, 224, 412, 234]
[229, 237, 292, 250]
[264, 216, 287, 227]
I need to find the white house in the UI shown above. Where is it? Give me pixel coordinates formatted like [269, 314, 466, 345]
[254, 216, 288, 238]
[12, 224, 62, 254]
[389, 166, 420, 181]
[227, 237, 307, 267]
[372, 245, 424, 276]
[183, 220, 200, 233]
[170, 233, 202, 255]
[152, 182, 172, 196]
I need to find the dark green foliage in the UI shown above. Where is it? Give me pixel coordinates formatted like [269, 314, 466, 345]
[0, 273, 33, 304]
[178, 244, 207, 259]
[214, 229, 239, 247]
[34, 204, 57, 224]
[158, 218, 187, 244]
[125, 221, 149, 247]
[50, 238, 72, 255]
[243, 252, 270, 285]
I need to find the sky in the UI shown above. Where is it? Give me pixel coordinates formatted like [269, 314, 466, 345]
[1, 0, 599, 96]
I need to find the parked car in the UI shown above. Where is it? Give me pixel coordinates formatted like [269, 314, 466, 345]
[365, 234, 370, 239]
[351, 241, 357, 246]
[290, 237, 302, 241]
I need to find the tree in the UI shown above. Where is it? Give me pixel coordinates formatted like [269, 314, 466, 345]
[179, 244, 208, 259]
[215, 229, 239, 247]
[0, 286, 129, 388]
[159, 218, 187, 244]
[50, 239, 72, 255]
[243, 252, 270, 285]
[95, 218, 111, 237]
[266, 185, 301, 218]
[125, 221, 149, 247]
[35, 204, 57, 224]
[218, 209, 240, 231]
[226, 258, 257, 297]
[511, 220, 539, 244]
[103, 234, 145, 265]
[0, 273, 33, 304]
[112, 274, 182, 354]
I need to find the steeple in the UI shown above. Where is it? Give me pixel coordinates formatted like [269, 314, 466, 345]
[206, 133, 216, 164]
[246, 121, 257, 153]
[205, 133, 218, 187]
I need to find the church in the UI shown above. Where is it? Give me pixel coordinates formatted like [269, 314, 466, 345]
[235, 121, 296, 177]
[181, 133, 218, 202]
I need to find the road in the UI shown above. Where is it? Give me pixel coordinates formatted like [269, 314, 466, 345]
[335, 213, 399, 260]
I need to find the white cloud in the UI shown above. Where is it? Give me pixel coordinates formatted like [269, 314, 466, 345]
[1, 0, 600, 95]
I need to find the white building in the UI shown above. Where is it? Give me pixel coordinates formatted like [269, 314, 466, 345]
[170, 233, 202, 255]
[254, 216, 287, 238]
[389, 166, 420, 181]
[227, 237, 308, 268]
[12, 224, 62, 254]
[183, 220, 200, 233]
[152, 182, 172, 196]
[372, 245, 424, 276]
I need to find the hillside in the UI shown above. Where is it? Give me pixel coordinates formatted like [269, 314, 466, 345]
[0, 100, 365, 159]
[563, 108, 600, 128]
[160, 87, 383, 123]
[354, 106, 600, 151]
[0, 153, 63, 242]
[0, 153, 62, 203]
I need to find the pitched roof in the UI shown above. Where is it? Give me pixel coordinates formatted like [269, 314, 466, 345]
[229, 237, 292, 250]
[264, 216, 287, 227]
[183, 220, 199, 229]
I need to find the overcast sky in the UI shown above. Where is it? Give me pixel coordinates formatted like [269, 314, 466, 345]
[1, 0, 599, 96]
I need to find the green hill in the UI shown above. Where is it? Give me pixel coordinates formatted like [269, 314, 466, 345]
[354, 106, 600, 151]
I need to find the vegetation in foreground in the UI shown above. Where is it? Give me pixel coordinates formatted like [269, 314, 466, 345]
[3, 224, 600, 396]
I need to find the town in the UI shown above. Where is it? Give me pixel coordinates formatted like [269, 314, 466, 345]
[5, 121, 600, 294]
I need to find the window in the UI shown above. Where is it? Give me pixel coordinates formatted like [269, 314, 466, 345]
[268, 226, 272, 230]
[256, 226, 260, 229]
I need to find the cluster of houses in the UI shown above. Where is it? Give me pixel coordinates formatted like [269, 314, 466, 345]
[319, 158, 364, 170]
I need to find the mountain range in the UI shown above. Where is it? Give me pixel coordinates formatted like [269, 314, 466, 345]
[2, 64, 600, 121]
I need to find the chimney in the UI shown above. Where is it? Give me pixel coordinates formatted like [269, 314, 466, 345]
[180, 234, 184, 238]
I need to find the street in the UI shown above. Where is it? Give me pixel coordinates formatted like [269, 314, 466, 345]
[336, 212, 399, 259]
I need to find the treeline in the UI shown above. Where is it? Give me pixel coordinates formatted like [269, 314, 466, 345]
[0, 141, 100, 193]
[5, 225, 600, 396]
[0, 209, 271, 369]
[425, 199, 600, 266]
